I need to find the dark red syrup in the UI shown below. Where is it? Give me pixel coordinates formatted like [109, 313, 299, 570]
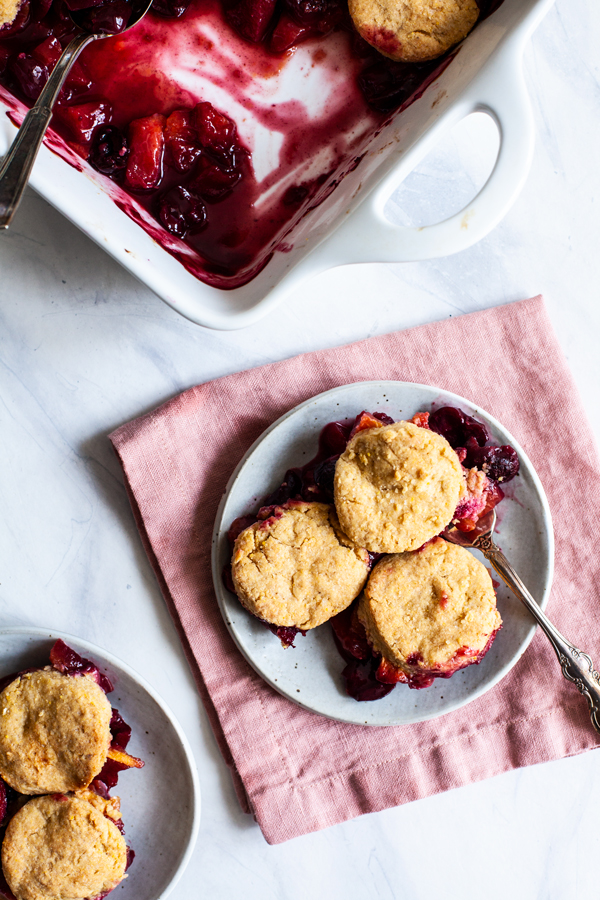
[0, 0, 503, 288]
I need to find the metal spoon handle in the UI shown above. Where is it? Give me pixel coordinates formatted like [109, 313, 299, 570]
[0, 31, 95, 229]
[475, 532, 600, 734]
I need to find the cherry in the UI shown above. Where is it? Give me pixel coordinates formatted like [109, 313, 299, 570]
[157, 185, 207, 238]
[465, 444, 520, 482]
[429, 405, 489, 449]
[89, 124, 129, 175]
[74, 0, 132, 33]
[330, 605, 370, 662]
[341, 656, 396, 701]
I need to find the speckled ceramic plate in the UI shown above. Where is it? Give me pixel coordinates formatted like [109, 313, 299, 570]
[212, 381, 554, 726]
[0, 628, 201, 900]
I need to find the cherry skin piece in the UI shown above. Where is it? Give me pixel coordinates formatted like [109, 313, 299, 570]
[164, 109, 202, 172]
[125, 113, 166, 191]
[225, 0, 278, 44]
[192, 101, 238, 162]
[269, 15, 313, 52]
[10, 53, 49, 99]
[76, 0, 132, 33]
[150, 0, 192, 16]
[189, 156, 241, 202]
[50, 639, 114, 693]
[31, 35, 61, 67]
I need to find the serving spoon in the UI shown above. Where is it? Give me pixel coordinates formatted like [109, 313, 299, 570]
[0, 0, 153, 229]
[444, 509, 600, 735]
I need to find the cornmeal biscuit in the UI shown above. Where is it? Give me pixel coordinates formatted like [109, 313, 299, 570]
[348, 0, 479, 63]
[334, 420, 464, 553]
[0, 668, 112, 795]
[359, 538, 501, 672]
[1, 794, 128, 900]
[231, 501, 370, 629]
[0, 0, 22, 28]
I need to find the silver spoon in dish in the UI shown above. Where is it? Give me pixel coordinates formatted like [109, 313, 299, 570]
[0, 0, 153, 229]
[443, 509, 600, 735]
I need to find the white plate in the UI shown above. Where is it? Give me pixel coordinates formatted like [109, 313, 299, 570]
[212, 381, 554, 726]
[0, 627, 201, 900]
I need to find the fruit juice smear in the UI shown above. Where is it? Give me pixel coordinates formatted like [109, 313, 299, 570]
[0, 0, 503, 287]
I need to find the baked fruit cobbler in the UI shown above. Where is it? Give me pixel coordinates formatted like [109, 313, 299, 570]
[226, 402, 519, 700]
[0, 0, 504, 287]
[0, 640, 142, 900]
[358, 537, 501, 688]
[348, 0, 480, 63]
[2, 794, 128, 900]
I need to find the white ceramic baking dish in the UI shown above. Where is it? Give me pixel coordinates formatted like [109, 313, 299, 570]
[0, 0, 554, 329]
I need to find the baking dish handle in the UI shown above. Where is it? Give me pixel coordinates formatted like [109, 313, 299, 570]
[316, 50, 534, 265]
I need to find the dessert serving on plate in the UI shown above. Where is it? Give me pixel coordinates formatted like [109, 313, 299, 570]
[225, 402, 517, 700]
[212, 381, 553, 725]
[0, 640, 143, 900]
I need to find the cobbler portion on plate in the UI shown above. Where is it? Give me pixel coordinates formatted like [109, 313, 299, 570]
[0, 641, 143, 900]
[225, 405, 519, 700]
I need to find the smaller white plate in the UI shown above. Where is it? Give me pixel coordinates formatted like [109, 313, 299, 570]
[0, 628, 201, 900]
[212, 381, 554, 727]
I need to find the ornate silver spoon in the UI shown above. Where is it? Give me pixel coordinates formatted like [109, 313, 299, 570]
[444, 509, 600, 734]
[0, 0, 153, 229]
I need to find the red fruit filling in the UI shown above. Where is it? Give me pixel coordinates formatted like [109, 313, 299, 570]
[331, 601, 501, 697]
[125, 113, 166, 191]
[0, 0, 504, 288]
[0, 642, 140, 898]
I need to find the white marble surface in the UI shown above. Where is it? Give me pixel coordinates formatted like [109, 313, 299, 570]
[1, 0, 600, 896]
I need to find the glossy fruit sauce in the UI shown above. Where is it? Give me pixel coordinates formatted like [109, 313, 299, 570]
[0, 0, 503, 287]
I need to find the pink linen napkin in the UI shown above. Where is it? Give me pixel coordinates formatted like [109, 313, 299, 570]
[109, 296, 600, 844]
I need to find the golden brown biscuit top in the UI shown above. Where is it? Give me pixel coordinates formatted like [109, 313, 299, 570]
[231, 501, 370, 629]
[360, 538, 501, 668]
[348, 0, 479, 62]
[0, 668, 112, 795]
[334, 420, 464, 553]
[1, 794, 128, 900]
[0, 0, 22, 27]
